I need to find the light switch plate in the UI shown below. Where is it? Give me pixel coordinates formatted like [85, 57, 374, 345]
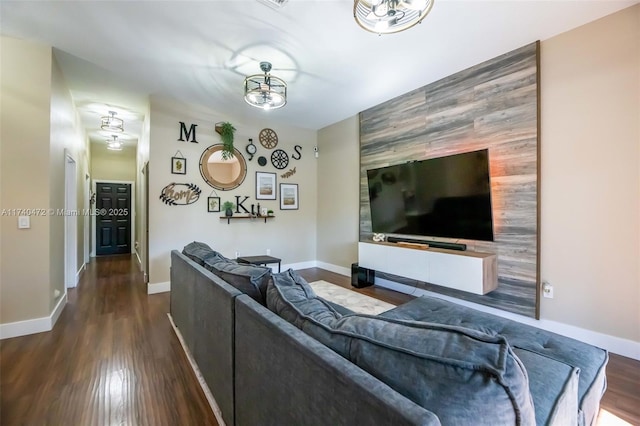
[18, 215, 30, 229]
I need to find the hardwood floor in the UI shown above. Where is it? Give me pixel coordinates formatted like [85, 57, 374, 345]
[1, 260, 637, 425]
[0, 255, 218, 426]
[298, 268, 640, 426]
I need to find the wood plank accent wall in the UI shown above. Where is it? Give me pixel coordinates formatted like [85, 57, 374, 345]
[359, 42, 540, 318]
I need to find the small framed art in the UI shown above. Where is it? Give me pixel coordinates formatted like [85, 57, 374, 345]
[207, 196, 220, 212]
[280, 183, 298, 210]
[256, 172, 276, 200]
[172, 157, 186, 174]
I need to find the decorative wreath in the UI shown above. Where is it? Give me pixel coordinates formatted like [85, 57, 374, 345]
[259, 128, 278, 149]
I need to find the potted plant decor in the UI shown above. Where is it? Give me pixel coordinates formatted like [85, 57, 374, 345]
[215, 121, 236, 160]
[267, 209, 274, 216]
[222, 201, 235, 217]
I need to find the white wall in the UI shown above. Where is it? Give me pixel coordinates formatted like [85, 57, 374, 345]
[317, 116, 360, 272]
[91, 143, 137, 182]
[148, 97, 318, 287]
[315, 5, 640, 348]
[540, 5, 639, 342]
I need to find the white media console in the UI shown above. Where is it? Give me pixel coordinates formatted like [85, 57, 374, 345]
[358, 242, 498, 295]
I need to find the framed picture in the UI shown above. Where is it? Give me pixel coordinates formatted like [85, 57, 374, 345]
[207, 196, 220, 212]
[172, 157, 186, 174]
[256, 172, 276, 200]
[280, 183, 298, 210]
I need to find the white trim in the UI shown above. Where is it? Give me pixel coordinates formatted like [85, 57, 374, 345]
[75, 263, 85, 286]
[50, 292, 68, 329]
[316, 261, 351, 277]
[374, 276, 640, 360]
[135, 250, 142, 268]
[284, 260, 317, 271]
[64, 151, 78, 289]
[91, 179, 136, 257]
[0, 293, 67, 340]
[167, 313, 226, 426]
[148, 281, 171, 294]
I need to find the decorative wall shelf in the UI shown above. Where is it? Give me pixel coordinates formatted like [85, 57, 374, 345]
[220, 215, 275, 224]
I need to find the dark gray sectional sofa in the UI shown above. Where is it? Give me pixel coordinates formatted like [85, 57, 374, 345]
[170, 242, 608, 426]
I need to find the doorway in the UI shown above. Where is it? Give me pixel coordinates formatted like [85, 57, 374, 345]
[95, 182, 133, 255]
[64, 152, 77, 288]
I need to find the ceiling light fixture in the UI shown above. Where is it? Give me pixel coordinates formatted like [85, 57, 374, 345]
[243, 62, 287, 111]
[101, 110, 124, 132]
[106, 135, 122, 151]
[354, 0, 434, 34]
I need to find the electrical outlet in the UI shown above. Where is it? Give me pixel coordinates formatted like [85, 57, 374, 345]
[266, 248, 271, 255]
[542, 281, 554, 299]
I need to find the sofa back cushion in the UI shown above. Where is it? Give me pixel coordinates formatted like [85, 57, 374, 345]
[267, 270, 536, 426]
[182, 241, 217, 265]
[205, 258, 271, 305]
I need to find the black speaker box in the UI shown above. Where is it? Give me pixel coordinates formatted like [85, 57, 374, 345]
[351, 263, 375, 288]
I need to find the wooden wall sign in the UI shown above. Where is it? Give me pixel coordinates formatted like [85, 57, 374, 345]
[160, 183, 201, 206]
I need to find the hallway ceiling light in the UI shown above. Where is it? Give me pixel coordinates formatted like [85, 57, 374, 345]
[354, 0, 435, 34]
[106, 135, 123, 151]
[244, 62, 287, 111]
[101, 110, 124, 132]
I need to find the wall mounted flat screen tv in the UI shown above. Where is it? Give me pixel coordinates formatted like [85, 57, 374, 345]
[366, 149, 494, 241]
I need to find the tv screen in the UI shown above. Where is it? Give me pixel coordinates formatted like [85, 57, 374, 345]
[366, 149, 494, 241]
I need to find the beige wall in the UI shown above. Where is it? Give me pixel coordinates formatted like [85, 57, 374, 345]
[91, 143, 137, 182]
[315, 5, 639, 343]
[317, 116, 360, 269]
[0, 37, 89, 326]
[540, 5, 639, 341]
[1, 37, 53, 323]
[50, 52, 89, 308]
[148, 97, 318, 285]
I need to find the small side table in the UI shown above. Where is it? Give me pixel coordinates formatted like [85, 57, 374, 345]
[237, 255, 282, 273]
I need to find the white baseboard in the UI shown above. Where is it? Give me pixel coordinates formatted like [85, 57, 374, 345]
[75, 263, 85, 286]
[374, 276, 640, 360]
[168, 313, 226, 426]
[0, 293, 67, 340]
[316, 261, 351, 277]
[148, 281, 171, 294]
[286, 260, 318, 271]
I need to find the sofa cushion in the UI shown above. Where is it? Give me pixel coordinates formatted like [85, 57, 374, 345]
[182, 241, 217, 265]
[267, 273, 536, 425]
[514, 348, 579, 426]
[381, 295, 608, 426]
[205, 259, 271, 305]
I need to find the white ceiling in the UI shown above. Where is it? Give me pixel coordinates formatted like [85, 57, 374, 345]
[1, 0, 637, 146]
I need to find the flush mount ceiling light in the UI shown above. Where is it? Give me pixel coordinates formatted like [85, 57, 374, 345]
[106, 135, 122, 151]
[354, 0, 434, 34]
[243, 62, 287, 111]
[100, 110, 124, 132]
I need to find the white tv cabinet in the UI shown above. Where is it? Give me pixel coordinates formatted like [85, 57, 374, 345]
[358, 242, 498, 295]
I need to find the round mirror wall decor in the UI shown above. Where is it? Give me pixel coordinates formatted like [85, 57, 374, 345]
[199, 144, 247, 190]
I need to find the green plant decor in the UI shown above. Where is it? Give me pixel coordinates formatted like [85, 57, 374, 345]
[267, 209, 274, 216]
[222, 201, 235, 217]
[217, 122, 236, 160]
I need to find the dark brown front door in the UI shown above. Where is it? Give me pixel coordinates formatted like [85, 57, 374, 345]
[96, 182, 131, 256]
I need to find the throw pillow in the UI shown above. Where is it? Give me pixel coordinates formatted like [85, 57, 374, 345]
[205, 259, 271, 305]
[182, 241, 216, 265]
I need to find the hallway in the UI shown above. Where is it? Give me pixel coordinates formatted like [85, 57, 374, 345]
[0, 255, 217, 425]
